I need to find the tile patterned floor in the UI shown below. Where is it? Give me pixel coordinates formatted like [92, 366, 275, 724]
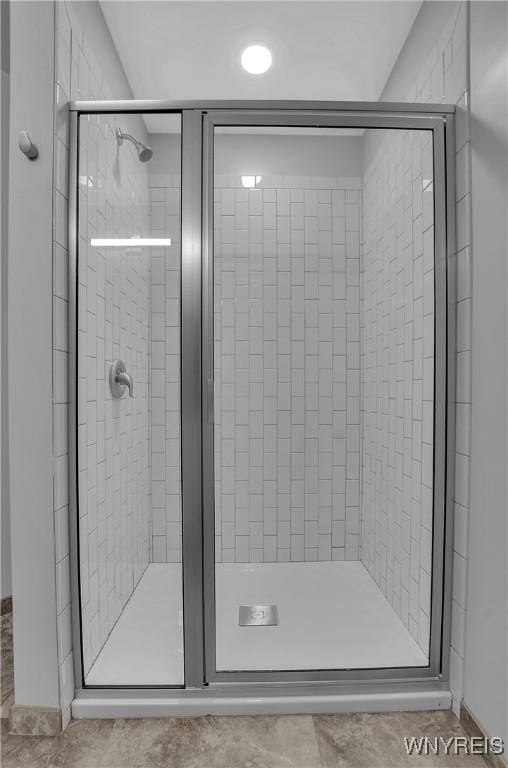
[1, 610, 487, 767]
[0, 711, 488, 768]
[1, 610, 14, 718]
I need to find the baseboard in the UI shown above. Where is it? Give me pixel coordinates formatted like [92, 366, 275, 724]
[460, 702, 508, 768]
[9, 704, 62, 736]
[1, 596, 12, 616]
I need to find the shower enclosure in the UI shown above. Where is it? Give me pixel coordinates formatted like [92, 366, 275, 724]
[68, 101, 455, 711]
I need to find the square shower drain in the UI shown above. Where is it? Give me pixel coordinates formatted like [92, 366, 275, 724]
[239, 605, 279, 626]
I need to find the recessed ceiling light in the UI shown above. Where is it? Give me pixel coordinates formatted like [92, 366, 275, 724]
[241, 45, 272, 75]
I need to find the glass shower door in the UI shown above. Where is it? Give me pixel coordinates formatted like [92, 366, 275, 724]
[207, 120, 440, 676]
[75, 111, 184, 686]
[70, 102, 452, 691]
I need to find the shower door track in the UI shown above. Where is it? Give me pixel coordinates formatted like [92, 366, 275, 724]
[68, 100, 456, 707]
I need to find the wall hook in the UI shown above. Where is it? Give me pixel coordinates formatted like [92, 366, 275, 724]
[18, 130, 39, 160]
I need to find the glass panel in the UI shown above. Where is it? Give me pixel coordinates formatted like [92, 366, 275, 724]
[213, 125, 434, 671]
[77, 112, 183, 685]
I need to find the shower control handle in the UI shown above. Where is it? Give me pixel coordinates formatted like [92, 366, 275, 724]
[110, 359, 134, 398]
[116, 370, 134, 398]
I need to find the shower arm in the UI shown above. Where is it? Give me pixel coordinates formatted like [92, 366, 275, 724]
[116, 128, 139, 149]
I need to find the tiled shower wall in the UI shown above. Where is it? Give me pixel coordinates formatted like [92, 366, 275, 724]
[366, 1, 471, 712]
[214, 176, 362, 563]
[77, 116, 151, 675]
[148, 176, 182, 563]
[52, 1, 154, 716]
[424, 3, 471, 714]
[360, 129, 435, 653]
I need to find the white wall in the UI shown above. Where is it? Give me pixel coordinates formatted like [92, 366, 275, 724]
[380, 1, 461, 102]
[1, 0, 11, 601]
[465, 0, 508, 745]
[8, 0, 60, 707]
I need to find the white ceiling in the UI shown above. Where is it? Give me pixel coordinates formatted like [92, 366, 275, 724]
[101, 1, 422, 114]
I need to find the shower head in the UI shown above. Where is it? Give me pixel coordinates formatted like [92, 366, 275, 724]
[116, 128, 153, 163]
[137, 145, 153, 163]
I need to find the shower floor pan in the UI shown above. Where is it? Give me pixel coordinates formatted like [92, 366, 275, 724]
[215, 561, 427, 671]
[85, 560, 426, 686]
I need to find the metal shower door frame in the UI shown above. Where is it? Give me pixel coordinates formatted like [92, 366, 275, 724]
[201, 105, 455, 687]
[68, 100, 456, 699]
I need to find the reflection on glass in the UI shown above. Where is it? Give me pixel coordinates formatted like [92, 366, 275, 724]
[77, 112, 184, 686]
[212, 126, 434, 672]
[90, 237, 172, 247]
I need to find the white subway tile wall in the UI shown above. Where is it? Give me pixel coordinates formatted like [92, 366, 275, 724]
[414, 1, 470, 715]
[213, 175, 362, 563]
[148, 177, 182, 563]
[77, 113, 151, 675]
[360, 129, 434, 654]
[386, 1, 471, 711]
